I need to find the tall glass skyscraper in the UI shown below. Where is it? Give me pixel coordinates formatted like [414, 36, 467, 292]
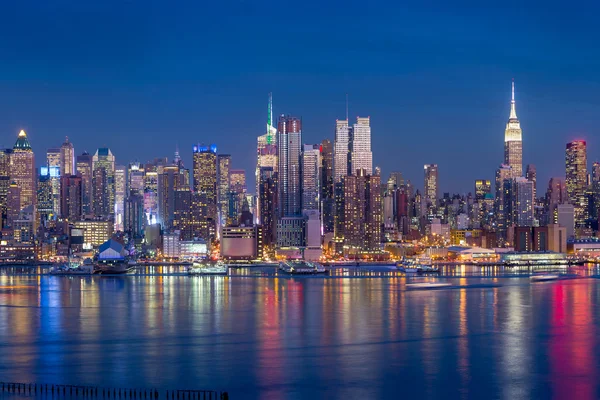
[504, 80, 523, 177]
[277, 115, 302, 217]
[565, 140, 588, 226]
[302, 144, 321, 211]
[350, 117, 372, 176]
[333, 119, 350, 184]
[92, 148, 115, 219]
[11, 130, 35, 211]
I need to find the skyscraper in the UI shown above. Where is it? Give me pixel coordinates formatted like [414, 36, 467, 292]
[545, 177, 567, 224]
[37, 173, 53, 225]
[512, 177, 534, 227]
[0, 149, 11, 227]
[92, 148, 115, 219]
[217, 154, 231, 226]
[229, 169, 246, 222]
[47, 148, 60, 169]
[526, 164, 537, 198]
[60, 175, 82, 221]
[192, 144, 218, 220]
[10, 130, 35, 211]
[320, 139, 334, 234]
[475, 179, 492, 201]
[76, 152, 93, 215]
[158, 165, 181, 230]
[565, 140, 587, 226]
[495, 164, 513, 243]
[350, 117, 373, 175]
[302, 144, 321, 211]
[256, 93, 278, 223]
[277, 115, 302, 217]
[343, 169, 382, 254]
[114, 165, 126, 231]
[127, 163, 145, 196]
[60, 137, 75, 176]
[504, 80, 523, 177]
[424, 164, 439, 208]
[333, 119, 350, 183]
[259, 167, 278, 252]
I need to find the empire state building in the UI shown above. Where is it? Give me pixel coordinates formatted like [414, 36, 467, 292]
[504, 80, 523, 177]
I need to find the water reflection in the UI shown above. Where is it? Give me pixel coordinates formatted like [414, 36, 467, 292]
[0, 274, 597, 398]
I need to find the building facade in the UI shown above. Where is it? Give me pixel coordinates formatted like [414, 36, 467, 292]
[504, 81, 523, 177]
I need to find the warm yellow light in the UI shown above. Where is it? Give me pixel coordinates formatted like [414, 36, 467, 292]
[18, 130, 26, 137]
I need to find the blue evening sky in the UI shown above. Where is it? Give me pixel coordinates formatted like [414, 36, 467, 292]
[1, 0, 599, 194]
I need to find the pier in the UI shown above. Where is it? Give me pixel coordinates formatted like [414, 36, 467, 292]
[0, 382, 228, 399]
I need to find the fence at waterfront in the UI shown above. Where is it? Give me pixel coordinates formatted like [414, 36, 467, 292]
[0, 382, 228, 399]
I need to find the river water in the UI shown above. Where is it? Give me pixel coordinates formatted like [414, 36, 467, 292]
[0, 265, 599, 399]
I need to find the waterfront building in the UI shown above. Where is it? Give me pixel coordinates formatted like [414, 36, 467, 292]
[475, 179, 491, 201]
[565, 140, 588, 226]
[76, 152, 93, 215]
[92, 148, 115, 219]
[277, 115, 302, 218]
[73, 219, 114, 248]
[504, 80, 523, 177]
[276, 217, 306, 248]
[350, 117, 373, 176]
[114, 165, 126, 231]
[424, 164, 439, 210]
[302, 144, 321, 211]
[217, 154, 231, 227]
[193, 144, 218, 220]
[162, 231, 181, 259]
[343, 169, 382, 254]
[221, 226, 260, 260]
[60, 175, 82, 221]
[303, 209, 322, 261]
[10, 130, 36, 211]
[60, 137, 75, 176]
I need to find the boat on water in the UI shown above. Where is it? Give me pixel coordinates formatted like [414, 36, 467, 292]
[406, 282, 452, 290]
[49, 263, 94, 276]
[279, 261, 328, 275]
[94, 239, 135, 275]
[188, 262, 228, 276]
[530, 274, 560, 282]
[397, 257, 439, 274]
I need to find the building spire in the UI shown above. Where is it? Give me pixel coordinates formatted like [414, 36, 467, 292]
[268, 92, 273, 129]
[509, 78, 518, 120]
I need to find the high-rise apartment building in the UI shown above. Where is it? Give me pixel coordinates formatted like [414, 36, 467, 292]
[495, 164, 513, 243]
[37, 174, 53, 225]
[545, 177, 568, 224]
[229, 169, 246, 223]
[114, 165, 126, 231]
[11, 130, 35, 211]
[343, 169, 382, 253]
[424, 164, 439, 208]
[60, 137, 75, 176]
[512, 177, 535, 227]
[350, 117, 373, 175]
[158, 165, 181, 230]
[76, 152, 93, 215]
[277, 115, 302, 217]
[124, 194, 144, 239]
[217, 154, 231, 227]
[0, 149, 11, 227]
[259, 167, 278, 252]
[302, 144, 321, 211]
[526, 164, 537, 198]
[565, 140, 587, 226]
[47, 148, 60, 169]
[6, 182, 21, 228]
[320, 139, 334, 234]
[143, 167, 159, 225]
[504, 81, 523, 177]
[127, 163, 145, 196]
[475, 179, 492, 201]
[333, 119, 350, 183]
[193, 144, 218, 220]
[92, 148, 115, 219]
[60, 175, 82, 221]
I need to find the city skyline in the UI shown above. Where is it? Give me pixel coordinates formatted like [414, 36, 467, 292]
[3, 82, 597, 197]
[1, 3, 599, 194]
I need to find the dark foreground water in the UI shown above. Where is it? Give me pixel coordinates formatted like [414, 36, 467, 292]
[0, 266, 600, 399]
